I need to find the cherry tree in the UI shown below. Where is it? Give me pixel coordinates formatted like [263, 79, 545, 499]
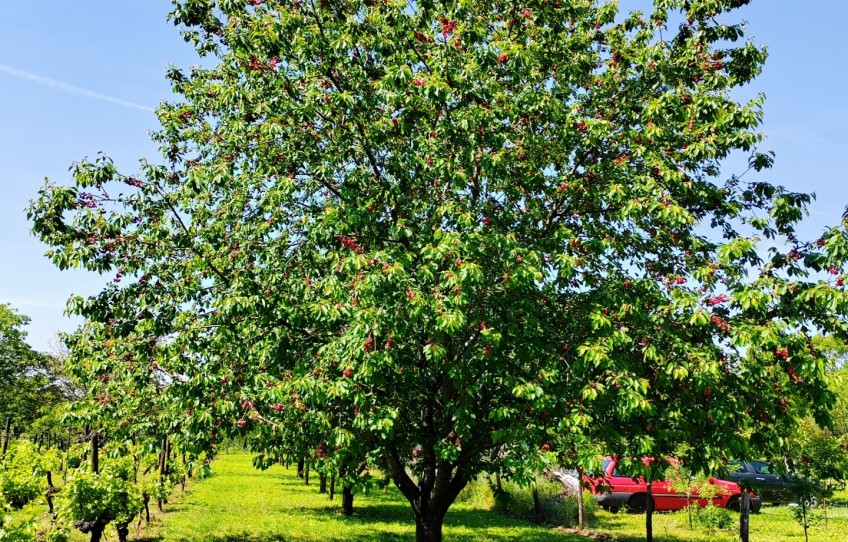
[29, 1, 848, 540]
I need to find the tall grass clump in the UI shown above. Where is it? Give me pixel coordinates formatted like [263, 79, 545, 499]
[457, 474, 596, 527]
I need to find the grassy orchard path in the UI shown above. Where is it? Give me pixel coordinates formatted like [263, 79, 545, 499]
[593, 503, 848, 542]
[153, 452, 585, 542]
[148, 452, 848, 542]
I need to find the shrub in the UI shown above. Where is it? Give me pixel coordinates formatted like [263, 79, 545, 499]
[0, 516, 37, 542]
[0, 442, 50, 509]
[454, 475, 496, 510]
[57, 470, 143, 542]
[489, 476, 596, 527]
[0, 470, 42, 509]
[693, 503, 734, 531]
[1, 492, 36, 542]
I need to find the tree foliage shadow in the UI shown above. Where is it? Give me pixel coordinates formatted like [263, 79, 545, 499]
[293, 503, 589, 542]
[594, 511, 739, 542]
[150, 502, 593, 542]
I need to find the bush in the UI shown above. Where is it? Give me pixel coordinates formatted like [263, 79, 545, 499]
[0, 516, 37, 542]
[454, 475, 496, 510]
[693, 503, 734, 531]
[65, 450, 83, 470]
[0, 442, 51, 509]
[0, 470, 42, 509]
[57, 470, 143, 541]
[489, 476, 596, 527]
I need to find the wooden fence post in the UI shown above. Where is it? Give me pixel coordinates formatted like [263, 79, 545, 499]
[1, 417, 11, 460]
[576, 467, 586, 530]
[159, 436, 169, 511]
[91, 430, 100, 474]
[646, 482, 654, 542]
[740, 492, 750, 542]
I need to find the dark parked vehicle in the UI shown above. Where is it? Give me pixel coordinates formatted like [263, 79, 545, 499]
[728, 460, 796, 505]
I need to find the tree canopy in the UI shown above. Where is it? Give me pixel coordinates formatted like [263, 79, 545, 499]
[28, 1, 848, 540]
[0, 304, 64, 431]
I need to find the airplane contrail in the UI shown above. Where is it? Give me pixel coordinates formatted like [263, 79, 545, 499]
[0, 64, 155, 113]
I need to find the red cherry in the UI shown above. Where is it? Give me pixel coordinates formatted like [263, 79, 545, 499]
[237, 419, 248, 428]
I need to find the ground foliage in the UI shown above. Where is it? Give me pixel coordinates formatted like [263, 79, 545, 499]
[27, 0, 848, 539]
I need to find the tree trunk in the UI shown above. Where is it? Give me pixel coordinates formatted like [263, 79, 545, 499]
[297, 459, 305, 478]
[143, 494, 151, 523]
[89, 524, 105, 542]
[646, 482, 653, 542]
[46, 471, 56, 514]
[116, 523, 129, 542]
[304, 461, 310, 485]
[319, 473, 327, 494]
[414, 511, 446, 542]
[576, 467, 585, 530]
[532, 482, 543, 519]
[342, 485, 354, 516]
[384, 452, 469, 542]
[329, 475, 336, 500]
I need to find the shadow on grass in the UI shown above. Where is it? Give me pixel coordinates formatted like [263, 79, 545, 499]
[298, 503, 588, 542]
[155, 503, 592, 542]
[594, 511, 738, 542]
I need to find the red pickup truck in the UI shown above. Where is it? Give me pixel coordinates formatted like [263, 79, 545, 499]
[586, 457, 761, 513]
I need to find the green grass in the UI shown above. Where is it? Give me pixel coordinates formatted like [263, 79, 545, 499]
[592, 502, 848, 542]
[151, 453, 586, 542]
[10, 453, 848, 542]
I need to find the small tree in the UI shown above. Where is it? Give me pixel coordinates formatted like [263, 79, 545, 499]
[784, 418, 848, 541]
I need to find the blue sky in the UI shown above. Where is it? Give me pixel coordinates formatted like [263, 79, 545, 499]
[1, 1, 847, 351]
